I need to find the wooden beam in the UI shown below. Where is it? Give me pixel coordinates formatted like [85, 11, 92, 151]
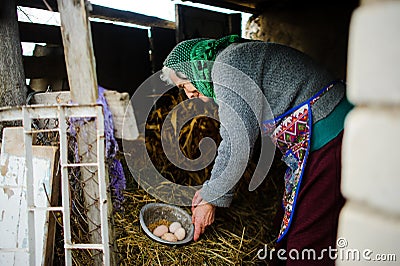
[181, 0, 258, 13]
[17, 0, 176, 29]
[17, 0, 58, 11]
[57, 0, 97, 104]
[90, 4, 176, 29]
[19, 21, 62, 44]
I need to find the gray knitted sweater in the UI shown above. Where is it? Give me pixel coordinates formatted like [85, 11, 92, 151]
[199, 41, 345, 207]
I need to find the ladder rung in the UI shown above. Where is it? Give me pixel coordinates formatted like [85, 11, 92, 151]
[64, 244, 104, 250]
[62, 163, 99, 168]
[24, 128, 59, 134]
[0, 248, 29, 253]
[0, 185, 24, 189]
[28, 206, 63, 212]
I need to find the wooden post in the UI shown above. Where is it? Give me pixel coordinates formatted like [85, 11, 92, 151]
[57, 0, 97, 104]
[56, 0, 115, 265]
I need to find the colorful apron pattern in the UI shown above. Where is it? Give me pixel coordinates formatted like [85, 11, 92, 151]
[262, 82, 337, 242]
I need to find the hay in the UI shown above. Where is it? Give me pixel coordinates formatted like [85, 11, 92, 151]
[114, 177, 282, 265]
[114, 88, 285, 265]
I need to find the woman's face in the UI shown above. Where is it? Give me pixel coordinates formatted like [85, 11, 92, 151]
[170, 71, 210, 102]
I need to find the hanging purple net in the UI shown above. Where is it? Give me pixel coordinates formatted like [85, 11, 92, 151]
[97, 86, 126, 210]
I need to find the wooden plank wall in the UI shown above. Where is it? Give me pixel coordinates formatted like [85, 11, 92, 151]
[91, 22, 150, 93]
[151, 27, 177, 72]
[19, 21, 175, 96]
[176, 4, 241, 41]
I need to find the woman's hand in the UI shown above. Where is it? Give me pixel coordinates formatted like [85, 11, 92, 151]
[191, 190, 203, 213]
[191, 190, 216, 241]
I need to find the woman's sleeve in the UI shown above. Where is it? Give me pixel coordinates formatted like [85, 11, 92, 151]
[199, 61, 264, 207]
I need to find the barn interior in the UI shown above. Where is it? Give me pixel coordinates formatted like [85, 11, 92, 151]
[1, 0, 361, 265]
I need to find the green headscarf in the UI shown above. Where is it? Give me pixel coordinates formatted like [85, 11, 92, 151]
[164, 35, 245, 99]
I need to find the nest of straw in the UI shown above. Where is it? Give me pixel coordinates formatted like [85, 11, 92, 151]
[114, 88, 286, 265]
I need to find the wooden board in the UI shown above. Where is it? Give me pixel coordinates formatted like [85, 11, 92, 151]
[32, 90, 139, 140]
[103, 90, 139, 140]
[57, 0, 98, 104]
[0, 127, 59, 266]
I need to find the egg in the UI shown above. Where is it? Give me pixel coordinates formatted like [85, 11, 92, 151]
[169, 221, 182, 233]
[174, 227, 186, 241]
[161, 232, 178, 242]
[152, 225, 168, 237]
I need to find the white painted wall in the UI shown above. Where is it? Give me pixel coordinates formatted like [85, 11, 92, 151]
[338, 1, 400, 264]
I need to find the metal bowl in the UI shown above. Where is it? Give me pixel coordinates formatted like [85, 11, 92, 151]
[139, 203, 194, 245]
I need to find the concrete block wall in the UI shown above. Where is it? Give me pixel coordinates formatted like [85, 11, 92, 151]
[338, 1, 400, 265]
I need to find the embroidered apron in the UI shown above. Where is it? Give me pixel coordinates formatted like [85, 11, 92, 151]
[262, 81, 337, 242]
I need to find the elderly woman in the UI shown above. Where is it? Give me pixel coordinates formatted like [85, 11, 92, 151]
[160, 35, 353, 265]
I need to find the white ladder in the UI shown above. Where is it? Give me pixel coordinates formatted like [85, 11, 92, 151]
[0, 104, 111, 266]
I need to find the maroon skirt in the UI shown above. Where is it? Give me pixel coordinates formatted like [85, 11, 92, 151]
[270, 131, 345, 266]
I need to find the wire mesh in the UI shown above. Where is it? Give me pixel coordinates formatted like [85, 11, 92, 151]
[59, 116, 104, 265]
